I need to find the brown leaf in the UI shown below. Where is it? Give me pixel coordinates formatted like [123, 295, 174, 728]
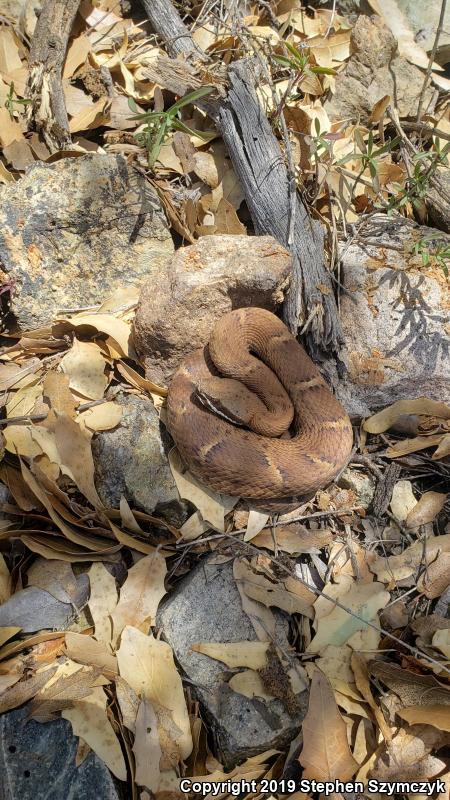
[363, 399, 450, 434]
[65, 631, 118, 674]
[252, 526, 333, 554]
[42, 371, 77, 422]
[406, 491, 447, 528]
[299, 668, 358, 780]
[370, 533, 450, 585]
[111, 552, 167, 646]
[398, 705, 450, 731]
[133, 698, 162, 791]
[368, 662, 450, 707]
[52, 412, 103, 509]
[60, 339, 108, 400]
[417, 552, 450, 599]
[30, 665, 102, 721]
[351, 654, 392, 742]
[0, 666, 58, 714]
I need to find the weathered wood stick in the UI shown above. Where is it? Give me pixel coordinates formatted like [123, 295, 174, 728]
[26, 0, 81, 151]
[141, 0, 343, 354]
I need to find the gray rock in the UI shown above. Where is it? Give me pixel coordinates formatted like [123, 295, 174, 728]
[397, 0, 450, 59]
[0, 703, 123, 800]
[325, 16, 436, 123]
[92, 392, 185, 520]
[133, 234, 291, 384]
[157, 555, 307, 768]
[0, 154, 173, 330]
[0, 576, 89, 633]
[324, 215, 450, 416]
[337, 467, 375, 511]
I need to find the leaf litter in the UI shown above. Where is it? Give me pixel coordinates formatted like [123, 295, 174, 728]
[0, 0, 449, 796]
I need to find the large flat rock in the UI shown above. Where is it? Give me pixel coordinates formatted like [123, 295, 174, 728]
[0, 703, 123, 800]
[157, 555, 307, 768]
[0, 154, 173, 330]
[325, 215, 450, 416]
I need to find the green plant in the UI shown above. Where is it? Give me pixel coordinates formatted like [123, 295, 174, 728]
[414, 233, 450, 277]
[5, 82, 31, 120]
[128, 86, 215, 168]
[273, 41, 335, 77]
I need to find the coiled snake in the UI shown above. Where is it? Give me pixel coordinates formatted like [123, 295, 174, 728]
[167, 308, 353, 508]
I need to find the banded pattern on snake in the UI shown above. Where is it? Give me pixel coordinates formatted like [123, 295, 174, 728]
[167, 307, 353, 507]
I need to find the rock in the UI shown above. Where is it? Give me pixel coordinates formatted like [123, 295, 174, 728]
[92, 392, 186, 521]
[0, 576, 89, 633]
[0, 154, 173, 330]
[397, 0, 450, 58]
[0, 703, 123, 800]
[324, 215, 450, 416]
[133, 234, 291, 384]
[325, 16, 436, 123]
[337, 467, 375, 511]
[157, 554, 307, 768]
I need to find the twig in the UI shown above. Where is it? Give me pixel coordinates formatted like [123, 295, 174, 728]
[26, 0, 81, 151]
[416, 0, 447, 121]
[203, 530, 450, 679]
[402, 121, 450, 143]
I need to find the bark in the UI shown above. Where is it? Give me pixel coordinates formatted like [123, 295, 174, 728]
[26, 0, 81, 152]
[141, 0, 343, 354]
[139, 0, 205, 59]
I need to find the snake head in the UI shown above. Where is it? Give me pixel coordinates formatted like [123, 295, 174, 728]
[195, 376, 267, 428]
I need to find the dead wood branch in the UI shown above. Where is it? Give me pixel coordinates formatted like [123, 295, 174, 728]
[26, 0, 81, 151]
[141, 0, 343, 354]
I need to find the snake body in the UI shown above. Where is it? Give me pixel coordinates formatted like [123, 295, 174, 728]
[167, 308, 353, 506]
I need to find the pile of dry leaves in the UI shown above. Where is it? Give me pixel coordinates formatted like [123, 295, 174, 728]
[0, 0, 449, 799]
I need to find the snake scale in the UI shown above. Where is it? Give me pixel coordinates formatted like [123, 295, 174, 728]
[167, 308, 353, 507]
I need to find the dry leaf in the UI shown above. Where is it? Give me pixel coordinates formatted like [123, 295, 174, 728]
[390, 480, 417, 522]
[52, 412, 103, 508]
[111, 552, 167, 646]
[30, 664, 101, 721]
[364, 399, 450, 434]
[0, 109, 24, 149]
[55, 314, 131, 357]
[69, 97, 111, 133]
[169, 448, 237, 531]
[62, 686, 127, 780]
[239, 570, 315, 618]
[42, 371, 77, 420]
[417, 552, 450, 599]
[88, 562, 118, 648]
[370, 0, 442, 70]
[77, 401, 122, 431]
[371, 533, 450, 586]
[406, 491, 447, 528]
[116, 361, 167, 397]
[60, 339, 108, 400]
[191, 641, 269, 670]
[351, 653, 392, 742]
[117, 626, 192, 761]
[307, 581, 389, 653]
[133, 698, 162, 791]
[244, 509, 269, 541]
[0, 666, 57, 714]
[252, 526, 333, 554]
[299, 668, 358, 780]
[228, 669, 275, 700]
[0, 554, 12, 603]
[65, 631, 118, 674]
